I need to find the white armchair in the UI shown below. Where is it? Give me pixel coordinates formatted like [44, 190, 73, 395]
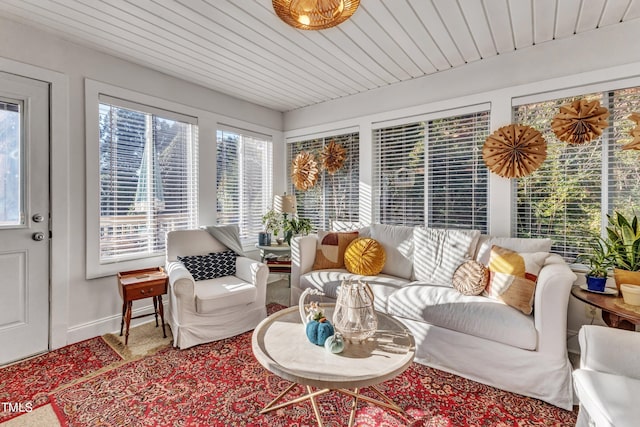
[573, 325, 640, 427]
[166, 228, 268, 349]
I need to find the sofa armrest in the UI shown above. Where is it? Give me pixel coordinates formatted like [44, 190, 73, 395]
[235, 256, 269, 288]
[534, 254, 577, 354]
[290, 234, 318, 291]
[166, 260, 195, 299]
[579, 325, 640, 379]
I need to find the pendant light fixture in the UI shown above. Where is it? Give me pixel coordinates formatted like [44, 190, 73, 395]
[272, 0, 360, 30]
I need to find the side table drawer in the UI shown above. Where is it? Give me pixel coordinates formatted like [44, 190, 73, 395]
[122, 280, 167, 301]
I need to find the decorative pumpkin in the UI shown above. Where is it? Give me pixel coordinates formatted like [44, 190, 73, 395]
[324, 333, 345, 353]
[306, 317, 334, 346]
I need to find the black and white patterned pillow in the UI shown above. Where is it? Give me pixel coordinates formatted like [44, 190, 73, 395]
[177, 250, 237, 281]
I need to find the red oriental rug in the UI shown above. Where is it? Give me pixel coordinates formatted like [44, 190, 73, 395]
[0, 337, 121, 422]
[48, 328, 577, 426]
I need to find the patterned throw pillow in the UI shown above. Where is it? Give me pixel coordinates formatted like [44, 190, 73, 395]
[344, 238, 386, 276]
[312, 231, 359, 270]
[483, 245, 549, 314]
[452, 260, 489, 296]
[178, 250, 236, 281]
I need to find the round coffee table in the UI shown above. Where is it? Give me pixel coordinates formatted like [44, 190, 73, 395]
[251, 304, 415, 427]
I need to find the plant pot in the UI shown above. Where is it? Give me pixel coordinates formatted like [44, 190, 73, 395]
[258, 232, 271, 246]
[613, 268, 640, 290]
[586, 275, 607, 292]
[620, 284, 640, 306]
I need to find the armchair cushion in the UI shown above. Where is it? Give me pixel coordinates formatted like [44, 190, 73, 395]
[178, 250, 236, 281]
[194, 275, 257, 313]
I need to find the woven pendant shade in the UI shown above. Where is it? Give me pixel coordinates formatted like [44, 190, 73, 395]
[623, 112, 640, 150]
[273, 0, 360, 30]
[551, 99, 609, 144]
[483, 124, 547, 179]
[319, 139, 347, 174]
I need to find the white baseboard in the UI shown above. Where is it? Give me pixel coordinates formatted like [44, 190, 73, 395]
[65, 301, 168, 345]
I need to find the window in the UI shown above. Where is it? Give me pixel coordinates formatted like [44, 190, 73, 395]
[98, 96, 198, 264]
[373, 110, 489, 230]
[0, 99, 21, 225]
[216, 128, 272, 246]
[513, 87, 640, 261]
[287, 132, 359, 231]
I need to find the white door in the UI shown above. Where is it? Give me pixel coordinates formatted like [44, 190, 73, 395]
[0, 72, 50, 365]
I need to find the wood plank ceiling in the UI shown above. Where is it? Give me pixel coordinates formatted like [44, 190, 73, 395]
[1, 0, 639, 112]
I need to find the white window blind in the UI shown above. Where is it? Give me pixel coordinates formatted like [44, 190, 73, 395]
[513, 87, 640, 261]
[287, 132, 359, 231]
[427, 112, 489, 231]
[373, 110, 489, 229]
[99, 99, 198, 263]
[373, 123, 425, 226]
[217, 129, 272, 246]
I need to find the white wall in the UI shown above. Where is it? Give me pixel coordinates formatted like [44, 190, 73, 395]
[0, 16, 283, 346]
[283, 19, 640, 353]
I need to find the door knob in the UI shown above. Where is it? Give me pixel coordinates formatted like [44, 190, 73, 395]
[32, 232, 45, 241]
[32, 213, 44, 223]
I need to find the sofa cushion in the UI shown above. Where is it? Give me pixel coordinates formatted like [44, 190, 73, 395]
[452, 260, 489, 296]
[344, 238, 386, 275]
[299, 269, 410, 312]
[387, 282, 537, 350]
[370, 223, 414, 279]
[475, 235, 552, 265]
[194, 275, 256, 313]
[412, 227, 481, 285]
[312, 230, 359, 270]
[483, 245, 549, 315]
[178, 250, 236, 281]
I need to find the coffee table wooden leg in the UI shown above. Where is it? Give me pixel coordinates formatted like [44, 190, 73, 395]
[348, 387, 359, 427]
[261, 383, 297, 413]
[307, 386, 324, 427]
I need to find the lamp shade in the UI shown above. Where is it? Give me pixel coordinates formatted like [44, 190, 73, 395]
[272, 0, 360, 30]
[273, 194, 297, 214]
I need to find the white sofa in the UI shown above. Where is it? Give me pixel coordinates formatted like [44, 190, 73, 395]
[290, 223, 577, 409]
[166, 229, 269, 349]
[573, 325, 640, 427]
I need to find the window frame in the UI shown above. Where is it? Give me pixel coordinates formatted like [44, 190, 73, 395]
[85, 80, 201, 278]
[286, 129, 360, 231]
[512, 81, 640, 262]
[371, 104, 490, 230]
[216, 125, 273, 248]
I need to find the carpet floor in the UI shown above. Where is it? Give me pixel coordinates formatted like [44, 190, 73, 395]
[1, 304, 577, 426]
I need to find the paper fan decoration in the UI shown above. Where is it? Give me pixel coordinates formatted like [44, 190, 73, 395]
[292, 151, 319, 191]
[483, 124, 547, 178]
[622, 112, 640, 150]
[551, 99, 609, 144]
[319, 140, 347, 174]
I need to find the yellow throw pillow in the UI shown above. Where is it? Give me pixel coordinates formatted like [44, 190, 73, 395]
[344, 238, 386, 276]
[312, 231, 359, 270]
[483, 245, 549, 315]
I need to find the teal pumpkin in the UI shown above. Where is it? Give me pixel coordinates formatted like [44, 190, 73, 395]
[306, 318, 334, 346]
[324, 333, 344, 354]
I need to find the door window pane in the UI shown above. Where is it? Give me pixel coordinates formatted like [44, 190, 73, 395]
[0, 99, 22, 226]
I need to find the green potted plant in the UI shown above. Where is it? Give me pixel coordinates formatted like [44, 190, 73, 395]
[283, 217, 312, 245]
[605, 211, 640, 289]
[576, 236, 613, 292]
[260, 209, 283, 246]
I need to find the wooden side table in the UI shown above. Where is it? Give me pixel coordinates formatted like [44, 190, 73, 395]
[256, 243, 292, 276]
[118, 267, 168, 345]
[571, 285, 640, 330]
